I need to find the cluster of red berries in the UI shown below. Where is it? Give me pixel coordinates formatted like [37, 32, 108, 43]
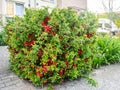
[42, 17, 52, 34]
[24, 33, 35, 49]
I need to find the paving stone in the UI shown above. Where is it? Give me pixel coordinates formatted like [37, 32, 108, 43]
[0, 78, 11, 84]
[0, 84, 5, 88]
[5, 79, 20, 86]
[1, 76, 11, 80]
[0, 85, 17, 90]
[0, 74, 8, 79]
[15, 81, 26, 87]
[11, 77, 20, 81]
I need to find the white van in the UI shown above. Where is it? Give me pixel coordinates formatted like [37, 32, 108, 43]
[97, 18, 119, 35]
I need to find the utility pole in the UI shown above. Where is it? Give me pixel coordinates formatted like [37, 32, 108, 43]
[102, 0, 120, 36]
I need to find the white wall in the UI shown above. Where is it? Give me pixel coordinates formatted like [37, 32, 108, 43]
[1, 0, 6, 25]
[58, 0, 87, 10]
[36, 0, 57, 9]
[0, 0, 57, 25]
[14, 0, 57, 9]
[13, 0, 29, 8]
[0, 1, 2, 15]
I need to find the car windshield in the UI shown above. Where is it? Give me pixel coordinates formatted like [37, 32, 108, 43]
[104, 23, 112, 29]
[98, 23, 102, 28]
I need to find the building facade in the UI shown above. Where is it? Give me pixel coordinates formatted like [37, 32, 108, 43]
[57, 0, 87, 12]
[0, 0, 87, 28]
[0, 0, 57, 26]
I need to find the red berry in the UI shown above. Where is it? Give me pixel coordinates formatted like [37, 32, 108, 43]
[59, 69, 64, 76]
[86, 33, 92, 38]
[52, 31, 56, 36]
[53, 62, 57, 66]
[72, 64, 76, 68]
[84, 58, 88, 62]
[48, 57, 53, 66]
[42, 22, 47, 27]
[24, 41, 29, 47]
[28, 34, 33, 38]
[44, 26, 52, 33]
[48, 57, 52, 61]
[38, 49, 43, 57]
[65, 61, 69, 67]
[27, 47, 31, 51]
[42, 66, 48, 73]
[78, 49, 82, 55]
[36, 72, 43, 77]
[29, 40, 35, 46]
[42, 63, 47, 67]
[44, 17, 50, 23]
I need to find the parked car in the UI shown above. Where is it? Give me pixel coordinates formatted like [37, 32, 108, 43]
[97, 18, 119, 35]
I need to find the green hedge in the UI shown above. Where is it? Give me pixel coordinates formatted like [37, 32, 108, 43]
[0, 31, 7, 46]
[4, 8, 97, 86]
[92, 36, 120, 68]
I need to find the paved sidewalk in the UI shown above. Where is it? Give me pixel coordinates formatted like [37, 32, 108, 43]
[0, 46, 120, 90]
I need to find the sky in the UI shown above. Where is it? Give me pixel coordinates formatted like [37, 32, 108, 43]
[87, 0, 120, 13]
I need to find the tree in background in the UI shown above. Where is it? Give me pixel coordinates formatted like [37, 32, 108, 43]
[115, 19, 120, 29]
[102, 0, 120, 19]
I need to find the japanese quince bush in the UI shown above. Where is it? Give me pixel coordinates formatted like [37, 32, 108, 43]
[4, 8, 97, 86]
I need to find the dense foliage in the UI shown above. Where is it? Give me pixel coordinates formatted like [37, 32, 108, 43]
[92, 36, 120, 68]
[0, 31, 7, 46]
[4, 8, 97, 86]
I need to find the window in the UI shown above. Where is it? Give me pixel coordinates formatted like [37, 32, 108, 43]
[6, 1, 14, 16]
[15, 3, 24, 17]
[98, 23, 102, 28]
[104, 23, 112, 29]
